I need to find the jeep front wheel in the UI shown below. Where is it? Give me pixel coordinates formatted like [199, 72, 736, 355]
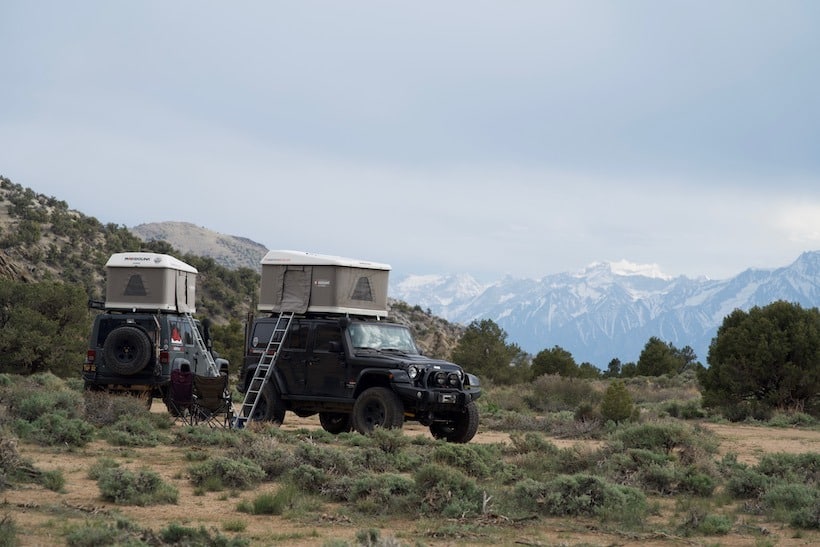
[103, 326, 152, 376]
[351, 387, 404, 434]
[429, 401, 479, 443]
[319, 412, 352, 434]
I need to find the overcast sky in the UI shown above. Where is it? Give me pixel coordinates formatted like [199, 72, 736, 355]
[2, 1, 819, 281]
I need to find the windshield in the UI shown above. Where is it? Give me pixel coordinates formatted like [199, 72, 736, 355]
[348, 323, 419, 354]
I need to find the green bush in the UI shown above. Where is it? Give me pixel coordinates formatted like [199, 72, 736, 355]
[97, 467, 178, 506]
[188, 456, 265, 491]
[15, 413, 95, 447]
[0, 515, 17, 547]
[238, 484, 298, 515]
[159, 522, 249, 547]
[10, 389, 84, 421]
[65, 518, 142, 547]
[763, 483, 820, 525]
[413, 463, 481, 517]
[102, 415, 168, 447]
[174, 425, 247, 448]
[514, 474, 648, 525]
[230, 437, 296, 480]
[83, 391, 152, 427]
[349, 473, 417, 515]
[600, 380, 633, 423]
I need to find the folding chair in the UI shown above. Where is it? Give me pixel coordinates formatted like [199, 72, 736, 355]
[192, 373, 234, 428]
[166, 364, 195, 425]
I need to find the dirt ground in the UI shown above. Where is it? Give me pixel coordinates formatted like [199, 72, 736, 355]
[3, 411, 819, 547]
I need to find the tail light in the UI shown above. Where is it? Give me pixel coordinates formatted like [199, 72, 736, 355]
[160, 351, 170, 365]
[83, 350, 96, 372]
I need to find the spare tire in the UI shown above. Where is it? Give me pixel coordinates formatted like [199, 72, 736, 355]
[102, 326, 152, 376]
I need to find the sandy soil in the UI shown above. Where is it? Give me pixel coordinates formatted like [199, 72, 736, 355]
[4, 412, 819, 547]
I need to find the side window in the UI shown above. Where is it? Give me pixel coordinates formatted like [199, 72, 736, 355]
[169, 319, 184, 345]
[314, 324, 342, 352]
[284, 324, 310, 351]
[181, 320, 194, 346]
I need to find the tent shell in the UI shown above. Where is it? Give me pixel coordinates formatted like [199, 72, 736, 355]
[258, 250, 390, 317]
[104, 252, 197, 312]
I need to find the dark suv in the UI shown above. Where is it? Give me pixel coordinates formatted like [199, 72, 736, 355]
[83, 304, 227, 408]
[238, 314, 481, 443]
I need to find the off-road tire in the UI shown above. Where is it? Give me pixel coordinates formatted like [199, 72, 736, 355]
[351, 387, 404, 434]
[429, 401, 479, 443]
[102, 326, 152, 376]
[257, 383, 286, 424]
[319, 412, 352, 434]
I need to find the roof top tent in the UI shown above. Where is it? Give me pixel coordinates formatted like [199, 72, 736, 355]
[258, 250, 391, 317]
[104, 252, 198, 312]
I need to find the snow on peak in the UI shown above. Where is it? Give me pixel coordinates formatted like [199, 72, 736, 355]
[609, 259, 672, 280]
[581, 260, 672, 280]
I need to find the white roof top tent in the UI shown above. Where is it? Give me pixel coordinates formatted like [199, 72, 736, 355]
[104, 252, 198, 312]
[258, 250, 391, 317]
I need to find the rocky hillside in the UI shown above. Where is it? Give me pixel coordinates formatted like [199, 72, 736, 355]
[130, 221, 267, 271]
[0, 179, 464, 359]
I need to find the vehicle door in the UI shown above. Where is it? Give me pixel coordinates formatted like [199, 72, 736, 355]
[306, 322, 347, 397]
[275, 320, 310, 395]
[178, 318, 208, 375]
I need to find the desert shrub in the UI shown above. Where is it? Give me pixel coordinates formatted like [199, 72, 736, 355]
[524, 375, 601, 412]
[9, 388, 84, 421]
[790, 505, 820, 529]
[65, 517, 143, 547]
[97, 467, 178, 505]
[0, 515, 17, 547]
[679, 469, 717, 497]
[160, 522, 249, 546]
[368, 427, 409, 454]
[432, 442, 504, 479]
[613, 421, 716, 457]
[102, 415, 168, 447]
[663, 399, 706, 419]
[237, 484, 299, 515]
[83, 391, 153, 427]
[230, 437, 296, 479]
[756, 452, 820, 486]
[413, 463, 481, 517]
[39, 469, 65, 492]
[507, 431, 560, 455]
[724, 465, 772, 499]
[188, 456, 265, 491]
[676, 499, 733, 536]
[767, 412, 817, 428]
[14, 413, 94, 447]
[600, 380, 633, 423]
[294, 443, 358, 476]
[288, 464, 350, 501]
[174, 425, 247, 448]
[514, 474, 648, 525]
[762, 483, 820, 524]
[349, 473, 418, 515]
[481, 385, 529, 413]
[87, 457, 120, 480]
[574, 402, 602, 423]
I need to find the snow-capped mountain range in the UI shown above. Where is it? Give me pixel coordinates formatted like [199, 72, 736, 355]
[390, 251, 820, 367]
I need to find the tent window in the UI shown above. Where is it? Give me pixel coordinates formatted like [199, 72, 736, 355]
[125, 275, 147, 297]
[351, 276, 373, 301]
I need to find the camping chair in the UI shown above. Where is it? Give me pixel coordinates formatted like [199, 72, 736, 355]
[166, 365, 195, 425]
[191, 373, 234, 428]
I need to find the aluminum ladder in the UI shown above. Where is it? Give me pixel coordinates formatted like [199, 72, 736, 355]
[235, 311, 294, 428]
[183, 312, 220, 376]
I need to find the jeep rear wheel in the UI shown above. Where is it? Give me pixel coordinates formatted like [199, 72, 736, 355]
[103, 326, 152, 376]
[351, 387, 404, 434]
[319, 412, 352, 434]
[429, 401, 479, 443]
[257, 383, 286, 425]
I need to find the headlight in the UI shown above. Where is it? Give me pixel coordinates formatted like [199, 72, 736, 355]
[408, 365, 419, 380]
[447, 372, 462, 387]
[435, 371, 447, 386]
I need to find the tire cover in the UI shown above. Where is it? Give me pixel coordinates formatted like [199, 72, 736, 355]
[103, 326, 152, 376]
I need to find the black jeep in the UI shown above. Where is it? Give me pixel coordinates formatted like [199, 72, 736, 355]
[238, 314, 482, 443]
[83, 303, 227, 408]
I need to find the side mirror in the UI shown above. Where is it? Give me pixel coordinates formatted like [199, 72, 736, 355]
[338, 316, 351, 329]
